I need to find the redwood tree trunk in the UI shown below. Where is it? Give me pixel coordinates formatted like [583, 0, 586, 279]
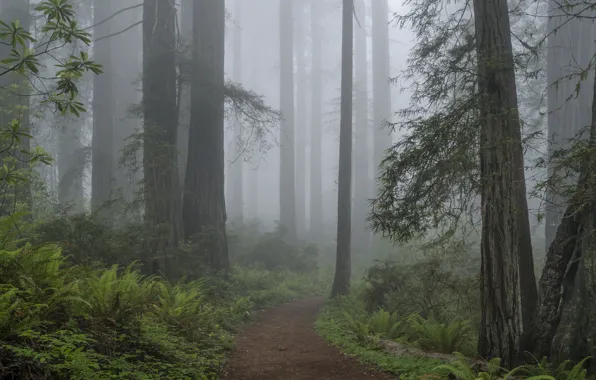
[142, 0, 183, 273]
[92, 0, 114, 214]
[473, 0, 538, 367]
[309, 0, 324, 241]
[331, 0, 354, 297]
[352, 0, 371, 255]
[279, 0, 297, 243]
[183, 0, 229, 272]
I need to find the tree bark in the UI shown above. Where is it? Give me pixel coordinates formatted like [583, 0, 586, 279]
[142, 0, 183, 274]
[331, 0, 354, 298]
[183, 0, 229, 272]
[473, 0, 538, 368]
[279, 0, 297, 243]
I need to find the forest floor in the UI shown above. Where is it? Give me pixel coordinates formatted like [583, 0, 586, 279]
[221, 297, 397, 380]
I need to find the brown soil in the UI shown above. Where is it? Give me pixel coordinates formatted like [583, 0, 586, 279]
[221, 297, 397, 380]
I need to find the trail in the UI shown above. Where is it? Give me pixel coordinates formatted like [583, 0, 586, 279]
[222, 298, 396, 380]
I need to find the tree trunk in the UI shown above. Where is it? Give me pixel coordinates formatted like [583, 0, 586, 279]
[473, 0, 538, 368]
[112, 0, 142, 213]
[58, 114, 84, 213]
[295, 1, 307, 238]
[309, 0, 324, 242]
[178, 0, 192, 194]
[227, 0, 244, 223]
[371, 0, 391, 206]
[352, 0, 371, 255]
[142, 0, 183, 274]
[279, 0, 297, 243]
[331, 0, 354, 298]
[534, 67, 596, 368]
[183, 0, 229, 272]
[92, 0, 114, 215]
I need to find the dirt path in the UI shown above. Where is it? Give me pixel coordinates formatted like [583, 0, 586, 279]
[221, 298, 397, 380]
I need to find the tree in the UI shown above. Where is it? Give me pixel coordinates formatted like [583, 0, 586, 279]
[112, 0, 142, 208]
[309, 0, 324, 242]
[183, 0, 229, 272]
[473, 0, 537, 367]
[352, 0, 370, 255]
[142, 0, 183, 271]
[279, 0, 297, 243]
[295, 0, 307, 238]
[91, 0, 115, 214]
[371, 0, 391, 211]
[227, 0, 244, 222]
[331, 0, 354, 297]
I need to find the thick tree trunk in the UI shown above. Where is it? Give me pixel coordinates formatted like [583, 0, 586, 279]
[309, 0, 324, 241]
[227, 0, 244, 222]
[183, 0, 229, 272]
[91, 0, 115, 214]
[279, 0, 297, 243]
[352, 0, 371, 255]
[142, 0, 183, 274]
[473, 0, 538, 368]
[331, 0, 354, 298]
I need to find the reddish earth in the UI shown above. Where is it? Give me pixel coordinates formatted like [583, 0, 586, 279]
[221, 297, 397, 380]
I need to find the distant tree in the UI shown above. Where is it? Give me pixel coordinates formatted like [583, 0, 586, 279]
[309, 0, 324, 242]
[227, 0, 244, 223]
[371, 0, 391, 212]
[279, 0, 297, 243]
[331, 0, 354, 297]
[352, 0, 371, 255]
[91, 0, 115, 214]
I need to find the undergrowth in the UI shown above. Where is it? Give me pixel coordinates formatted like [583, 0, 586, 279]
[0, 237, 328, 379]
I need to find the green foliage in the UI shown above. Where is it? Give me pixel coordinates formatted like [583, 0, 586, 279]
[0, 0, 101, 216]
[362, 257, 479, 323]
[0, 213, 328, 379]
[432, 354, 592, 380]
[315, 297, 443, 380]
[321, 293, 475, 356]
[407, 314, 475, 356]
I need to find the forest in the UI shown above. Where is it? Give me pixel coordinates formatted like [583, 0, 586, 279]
[0, 0, 594, 379]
